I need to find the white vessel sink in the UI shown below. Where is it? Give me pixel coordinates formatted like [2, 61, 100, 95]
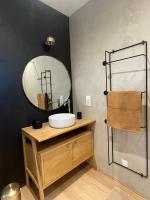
[48, 113, 76, 128]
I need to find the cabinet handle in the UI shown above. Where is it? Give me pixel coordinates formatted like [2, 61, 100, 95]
[74, 141, 78, 145]
[66, 144, 71, 148]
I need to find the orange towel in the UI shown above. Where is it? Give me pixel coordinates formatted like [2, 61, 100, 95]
[37, 93, 48, 110]
[107, 91, 142, 133]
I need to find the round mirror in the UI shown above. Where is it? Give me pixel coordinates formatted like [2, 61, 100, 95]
[22, 56, 71, 111]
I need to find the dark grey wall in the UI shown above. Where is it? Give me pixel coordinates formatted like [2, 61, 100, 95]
[0, 0, 71, 190]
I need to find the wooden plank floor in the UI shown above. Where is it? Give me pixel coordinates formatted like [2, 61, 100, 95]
[21, 164, 147, 200]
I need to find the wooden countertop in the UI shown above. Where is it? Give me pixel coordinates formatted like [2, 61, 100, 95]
[22, 119, 96, 143]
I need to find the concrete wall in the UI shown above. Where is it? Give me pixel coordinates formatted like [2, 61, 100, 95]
[70, 0, 150, 198]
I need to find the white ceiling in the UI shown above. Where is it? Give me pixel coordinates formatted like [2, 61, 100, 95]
[38, 0, 91, 16]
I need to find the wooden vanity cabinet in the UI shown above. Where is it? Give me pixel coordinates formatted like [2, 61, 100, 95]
[22, 119, 95, 200]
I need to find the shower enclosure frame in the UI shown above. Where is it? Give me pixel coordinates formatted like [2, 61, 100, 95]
[103, 41, 148, 178]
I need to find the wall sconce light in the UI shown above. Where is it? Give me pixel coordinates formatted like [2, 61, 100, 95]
[45, 36, 55, 46]
[43, 35, 56, 51]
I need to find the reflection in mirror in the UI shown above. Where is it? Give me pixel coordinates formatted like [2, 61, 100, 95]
[22, 56, 71, 111]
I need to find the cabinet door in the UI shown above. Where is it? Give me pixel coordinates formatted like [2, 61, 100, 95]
[72, 131, 93, 167]
[40, 143, 72, 188]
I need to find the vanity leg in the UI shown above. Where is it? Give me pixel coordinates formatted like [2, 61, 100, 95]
[92, 133, 97, 170]
[22, 134, 30, 187]
[31, 139, 45, 200]
[92, 156, 97, 170]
